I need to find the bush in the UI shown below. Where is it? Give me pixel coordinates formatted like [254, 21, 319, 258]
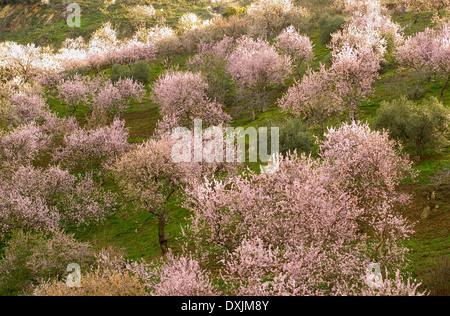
[0, 231, 94, 296]
[0, 0, 41, 4]
[188, 54, 235, 106]
[222, 6, 247, 18]
[33, 269, 148, 296]
[318, 14, 346, 45]
[110, 61, 151, 85]
[386, 72, 429, 100]
[278, 118, 314, 154]
[375, 96, 449, 158]
[110, 64, 128, 83]
[421, 256, 450, 296]
[130, 61, 152, 85]
[0, 98, 18, 129]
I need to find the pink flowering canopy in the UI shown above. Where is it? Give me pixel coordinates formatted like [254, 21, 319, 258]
[330, 44, 381, 120]
[0, 165, 116, 239]
[397, 21, 450, 102]
[152, 70, 231, 131]
[57, 75, 145, 116]
[278, 64, 343, 134]
[53, 118, 132, 170]
[184, 122, 421, 295]
[226, 35, 292, 119]
[274, 25, 315, 74]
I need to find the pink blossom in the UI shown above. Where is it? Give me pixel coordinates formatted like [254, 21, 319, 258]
[226, 36, 292, 119]
[330, 44, 380, 120]
[397, 22, 450, 102]
[57, 75, 92, 115]
[0, 165, 116, 238]
[127, 252, 218, 296]
[53, 118, 132, 170]
[152, 70, 230, 130]
[9, 93, 48, 123]
[278, 64, 342, 134]
[274, 26, 315, 69]
[185, 123, 418, 295]
[0, 122, 49, 166]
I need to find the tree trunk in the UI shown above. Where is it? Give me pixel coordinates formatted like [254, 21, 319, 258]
[320, 121, 325, 141]
[158, 214, 169, 255]
[441, 75, 450, 104]
[353, 103, 358, 122]
[295, 60, 302, 78]
[349, 102, 357, 122]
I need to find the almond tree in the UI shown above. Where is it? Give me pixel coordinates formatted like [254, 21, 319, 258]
[85, 22, 119, 71]
[185, 122, 419, 295]
[227, 36, 292, 120]
[0, 42, 61, 84]
[330, 0, 404, 59]
[126, 252, 219, 296]
[133, 25, 181, 61]
[56, 37, 89, 70]
[57, 75, 91, 115]
[0, 165, 116, 239]
[58, 76, 145, 117]
[59, 23, 157, 72]
[246, 0, 308, 38]
[0, 122, 49, 167]
[112, 40, 157, 66]
[53, 119, 132, 170]
[9, 93, 49, 123]
[319, 122, 415, 211]
[397, 22, 450, 102]
[328, 1, 401, 121]
[329, 22, 389, 59]
[112, 136, 200, 255]
[432, 22, 450, 102]
[152, 70, 231, 131]
[274, 25, 315, 75]
[195, 35, 235, 59]
[330, 44, 380, 121]
[278, 64, 342, 137]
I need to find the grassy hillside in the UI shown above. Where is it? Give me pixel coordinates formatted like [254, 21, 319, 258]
[0, 0, 448, 296]
[0, 0, 226, 46]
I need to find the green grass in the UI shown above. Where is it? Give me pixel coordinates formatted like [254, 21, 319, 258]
[0, 0, 219, 46]
[412, 152, 450, 184]
[406, 236, 450, 277]
[74, 194, 189, 261]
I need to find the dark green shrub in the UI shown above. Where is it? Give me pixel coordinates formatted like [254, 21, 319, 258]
[130, 61, 152, 85]
[421, 256, 450, 296]
[111, 61, 151, 85]
[278, 118, 314, 154]
[375, 96, 449, 157]
[110, 64, 129, 83]
[0, 231, 94, 296]
[0, 0, 41, 4]
[189, 54, 235, 106]
[318, 14, 346, 45]
[222, 6, 246, 18]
